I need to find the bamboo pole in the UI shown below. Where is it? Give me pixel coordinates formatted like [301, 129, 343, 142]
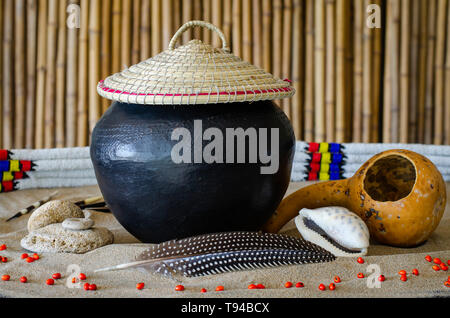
[433, 0, 447, 144]
[55, 0, 67, 148]
[35, 0, 48, 148]
[251, 0, 262, 68]
[352, 0, 363, 142]
[212, 0, 223, 48]
[424, 0, 436, 144]
[202, 0, 212, 44]
[173, 0, 181, 31]
[2, 0, 13, 149]
[14, 0, 26, 148]
[193, 0, 202, 40]
[399, 0, 411, 143]
[408, 0, 420, 142]
[77, 0, 89, 147]
[291, 0, 304, 139]
[371, 0, 382, 142]
[101, 0, 112, 113]
[388, 0, 400, 143]
[140, 0, 150, 60]
[281, 0, 293, 119]
[262, 0, 272, 72]
[111, 0, 121, 73]
[88, 0, 101, 135]
[66, 0, 78, 147]
[314, 0, 325, 142]
[232, 0, 242, 56]
[131, 0, 140, 62]
[272, 0, 282, 79]
[151, 0, 161, 54]
[242, 0, 252, 63]
[162, 0, 173, 49]
[121, 0, 131, 68]
[325, 0, 335, 141]
[0, 0, 3, 149]
[362, 0, 373, 143]
[223, 0, 232, 47]
[335, 0, 347, 142]
[445, 0, 450, 144]
[417, 0, 428, 143]
[304, 0, 314, 141]
[182, 0, 192, 44]
[343, 0, 352, 141]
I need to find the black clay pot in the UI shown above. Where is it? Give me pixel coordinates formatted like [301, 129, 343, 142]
[90, 100, 295, 243]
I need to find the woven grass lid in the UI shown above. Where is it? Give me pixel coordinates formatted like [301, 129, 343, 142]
[97, 21, 295, 105]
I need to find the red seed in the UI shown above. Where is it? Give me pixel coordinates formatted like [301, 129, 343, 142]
[1, 275, 10, 281]
[447, 260, 450, 266]
[83, 283, 90, 290]
[433, 258, 442, 265]
[398, 270, 406, 276]
[400, 275, 407, 282]
[52, 273, 61, 280]
[136, 282, 145, 290]
[425, 255, 432, 262]
[0, 244, 6, 251]
[1, 257, 8, 263]
[25, 257, 34, 263]
[440, 263, 448, 271]
[284, 281, 293, 288]
[89, 284, 97, 291]
[357, 272, 364, 278]
[215, 285, 224, 291]
[357, 257, 364, 264]
[329, 283, 336, 291]
[21, 253, 28, 259]
[412, 269, 419, 276]
[295, 282, 304, 288]
[318, 284, 326, 291]
[200, 288, 207, 293]
[20, 276, 27, 283]
[448, 276, 450, 282]
[333, 276, 341, 283]
[32, 253, 39, 260]
[79, 273, 86, 280]
[378, 275, 386, 282]
[445, 281, 450, 288]
[175, 285, 185, 291]
[432, 265, 441, 271]
[71, 277, 77, 284]
[46, 279, 54, 285]
[248, 284, 257, 289]
[256, 284, 265, 289]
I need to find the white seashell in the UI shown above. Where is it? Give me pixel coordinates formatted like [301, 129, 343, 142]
[294, 206, 370, 257]
[62, 218, 95, 231]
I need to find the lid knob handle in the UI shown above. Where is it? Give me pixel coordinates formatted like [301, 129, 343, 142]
[168, 20, 230, 52]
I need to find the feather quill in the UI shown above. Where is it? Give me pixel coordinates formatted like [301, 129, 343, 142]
[95, 231, 336, 278]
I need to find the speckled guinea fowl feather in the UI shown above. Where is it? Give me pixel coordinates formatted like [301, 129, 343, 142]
[95, 232, 335, 278]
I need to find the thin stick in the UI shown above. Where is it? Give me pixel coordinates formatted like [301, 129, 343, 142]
[25, 0, 37, 148]
[3, 0, 14, 149]
[35, 0, 48, 148]
[282, 0, 293, 119]
[232, 0, 242, 56]
[252, 0, 262, 68]
[202, 0, 212, 44]
[352, 0, 363, 142]
[193, 0, 202, 40]
[140, 0, 150, 60]
[182, 0, 193, 44]
[433, 0, 447, 144]
[55, 0, 67, 148]
[66, 0, 79, 147]
[242, 0, 252, 63]
[162, 0, 173, 50]
[77, 0, 89, 147]
[131, 0, 140, 63]
[314, 0, 325, 141]
[371, 0, 382, 142]
[212, 0, 223, 48]
[445, 0, 450, 144]
[101, 0, 112, 113]
[399, 0, 411, 143]
[408, 0, 420, 142]
[335, 0, 346, 142]
[89, 0, 101, 135]
[173, 0, 181, 32]
[325, 0, 335, 141]
[121, 0, 131, 68]
[424, 0, 436, 144]
[417, 0, 428, 143]
[389, 0, 401, 143]
[14, 0, 26, 148]
[304, 0, 315, 141]
[223, 0, 232, 48]
[343, 0, 352, 141]
[362, 0, 373, 143]
[111, 0, 122, 73]
[272, 0, 282, 79]
[291, 0, 304, 139]
[0, 0, 3, 149]
[151, 0, 161, 54]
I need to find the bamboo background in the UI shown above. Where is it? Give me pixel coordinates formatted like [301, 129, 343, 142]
[1, 0, 450, 149]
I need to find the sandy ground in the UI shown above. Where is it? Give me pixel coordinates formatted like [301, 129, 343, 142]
[0, 183, 449, 298]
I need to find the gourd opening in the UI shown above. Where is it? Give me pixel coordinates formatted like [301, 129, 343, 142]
[363, 155, 416, 202]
